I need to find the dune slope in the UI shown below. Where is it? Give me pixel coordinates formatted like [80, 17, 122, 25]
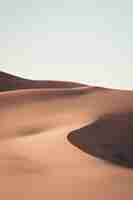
[0, 71, 133, 200]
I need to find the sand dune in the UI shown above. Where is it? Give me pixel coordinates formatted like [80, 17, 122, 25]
[0, 71, 133, 199]
[0, 71, 88, 91]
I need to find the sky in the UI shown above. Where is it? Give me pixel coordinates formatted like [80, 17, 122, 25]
[0, 0, 133, 89]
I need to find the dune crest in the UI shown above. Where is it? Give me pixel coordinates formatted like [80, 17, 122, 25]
[1, 71, 133, 199]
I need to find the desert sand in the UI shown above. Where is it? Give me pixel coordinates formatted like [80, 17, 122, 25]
[0, 71, 133, 200]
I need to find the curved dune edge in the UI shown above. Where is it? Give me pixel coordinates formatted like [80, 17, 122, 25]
[68, 111, 133, 169]
[1, 71, 133, 199]
[1, 71, 133, 169]
[0, 71, 98, 140]
[0, 71, 92, 92]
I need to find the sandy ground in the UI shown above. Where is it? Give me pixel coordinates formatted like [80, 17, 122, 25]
[0, 72, 133, 199]
[0, 126, 133, 200]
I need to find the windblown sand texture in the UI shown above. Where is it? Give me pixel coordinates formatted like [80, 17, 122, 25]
[0, 71, 133, 200]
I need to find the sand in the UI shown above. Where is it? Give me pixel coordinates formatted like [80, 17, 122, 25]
[0, 71, 133, 200]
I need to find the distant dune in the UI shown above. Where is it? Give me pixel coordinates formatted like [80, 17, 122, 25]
[0, 71, 133, 200]
[0, 71, 88, 91]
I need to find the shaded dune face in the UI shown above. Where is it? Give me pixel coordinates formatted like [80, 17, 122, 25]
[0, 71, 88, 91]
[1, 71, 133, 169]
[68, 112, 133, 168]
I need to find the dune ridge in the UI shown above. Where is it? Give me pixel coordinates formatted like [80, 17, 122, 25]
[0, 71, 133, 199]
[1, 71, 133, 165]
[0, 71, 88, 91]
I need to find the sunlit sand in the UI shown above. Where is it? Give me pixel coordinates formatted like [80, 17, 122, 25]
[0, 71, 133, 200]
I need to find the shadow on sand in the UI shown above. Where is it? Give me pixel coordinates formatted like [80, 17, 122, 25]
[68, 112, 133, 168]
[1, 71, 133, 169]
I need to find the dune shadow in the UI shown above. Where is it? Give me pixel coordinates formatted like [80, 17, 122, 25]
[0, 71, 88, 92]
[67, 112, 133, 169]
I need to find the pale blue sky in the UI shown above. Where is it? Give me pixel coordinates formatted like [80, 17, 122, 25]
[0, 0, 133, 89]
[0, 0, 133, 33]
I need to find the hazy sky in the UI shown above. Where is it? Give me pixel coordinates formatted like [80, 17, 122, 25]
[0, 0, 133, 89]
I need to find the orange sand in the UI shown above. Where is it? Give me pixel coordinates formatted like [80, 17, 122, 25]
[0, 71, 133, 200]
